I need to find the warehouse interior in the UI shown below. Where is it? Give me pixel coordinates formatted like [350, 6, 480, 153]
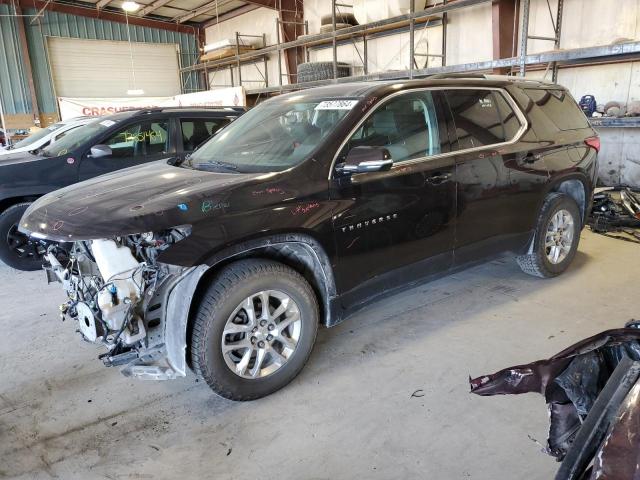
[1, 1, 640, 479]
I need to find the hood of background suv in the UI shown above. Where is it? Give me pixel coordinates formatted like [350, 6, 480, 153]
[20, 161, 263, 242]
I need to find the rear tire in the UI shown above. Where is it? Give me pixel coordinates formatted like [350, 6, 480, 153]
[0, 203, 42, 271]
[191, 259, 319, 401]
[517, 193, 581, 278]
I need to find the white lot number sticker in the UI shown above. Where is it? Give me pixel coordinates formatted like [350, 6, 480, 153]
[100, 119, 116, 127]
[315, 100, 359, 110]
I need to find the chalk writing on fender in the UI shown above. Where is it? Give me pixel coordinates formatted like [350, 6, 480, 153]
[291, 202, 320, 215]
[202, 200, 230, 213]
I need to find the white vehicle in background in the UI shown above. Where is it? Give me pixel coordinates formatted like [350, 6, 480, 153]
[0, 117, 92, 156]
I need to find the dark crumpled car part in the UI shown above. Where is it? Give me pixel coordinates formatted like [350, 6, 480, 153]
[469, 324, 640, 479]
[588, 377, 640, 480]
[588, 187, 640, 242]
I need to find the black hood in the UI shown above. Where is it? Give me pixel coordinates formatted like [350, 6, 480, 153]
[20, 161, 263, 242]
[0, 151, 49, 165]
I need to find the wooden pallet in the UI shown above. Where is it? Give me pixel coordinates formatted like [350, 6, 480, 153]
[200, 46, 256, 63]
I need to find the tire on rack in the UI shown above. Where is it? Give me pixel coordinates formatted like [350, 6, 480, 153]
[297, 61, 351, 83]
[319, 22, 353, 33]
[516, 192, 582, 278]
[0, 203, 42, 271]
[320, 13, 358, 26]
[190, 258, 319, 401]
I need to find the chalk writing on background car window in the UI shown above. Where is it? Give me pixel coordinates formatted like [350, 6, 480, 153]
[118, 130, 164, 143]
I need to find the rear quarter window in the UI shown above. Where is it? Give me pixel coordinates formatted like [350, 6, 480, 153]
[524, 88, 590, 131]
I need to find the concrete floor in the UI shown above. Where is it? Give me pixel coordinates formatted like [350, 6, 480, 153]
[1, 230, 638, 480]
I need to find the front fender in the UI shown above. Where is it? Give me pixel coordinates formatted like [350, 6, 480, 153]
[161, 234, 339, 376]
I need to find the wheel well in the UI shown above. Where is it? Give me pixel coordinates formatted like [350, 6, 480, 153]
[552, 179, 587, 222]
[184, 236, 337, 368]
[0, 196, 39, 214]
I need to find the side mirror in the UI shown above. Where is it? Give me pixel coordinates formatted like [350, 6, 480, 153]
[340, 146, 393, 174]
[89, 144, 112, 158]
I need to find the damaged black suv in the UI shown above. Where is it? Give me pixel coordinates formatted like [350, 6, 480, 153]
[21, 76, 598, 400]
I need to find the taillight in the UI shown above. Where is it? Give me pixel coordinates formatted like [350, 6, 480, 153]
[585, 136, 600, 153]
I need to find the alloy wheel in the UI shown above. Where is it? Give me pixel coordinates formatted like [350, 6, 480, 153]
[544, 209, 575, 264]
[221, 290, 302, 379]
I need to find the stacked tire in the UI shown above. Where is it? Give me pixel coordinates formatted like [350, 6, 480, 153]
[297, 61, 351, 83]
[319, 13, 358, 33]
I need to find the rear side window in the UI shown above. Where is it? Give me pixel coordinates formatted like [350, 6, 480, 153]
[524, 88, 590, 131]
[181, 118, 230, 152]
[493, 92, 522, 139]
[444, 90, 516, 150]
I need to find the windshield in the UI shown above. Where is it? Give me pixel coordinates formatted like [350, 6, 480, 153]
[10, 123, 64, 150]
[188, 96, 359, 173]
[42, 117, 119, 157]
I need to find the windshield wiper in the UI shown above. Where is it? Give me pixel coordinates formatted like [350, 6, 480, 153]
[192, 160, 238, 172]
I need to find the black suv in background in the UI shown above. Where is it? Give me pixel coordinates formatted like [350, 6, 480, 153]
[22, 76, 598, 400]
[0, 107, 242, 270]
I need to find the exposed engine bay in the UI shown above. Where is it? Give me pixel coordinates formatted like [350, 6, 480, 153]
[44, 226, 193, 379]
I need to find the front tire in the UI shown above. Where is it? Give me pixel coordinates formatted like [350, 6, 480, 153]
[0, 203, 42, 271]
[517, 193, 581, 278]
[191, 259, 319, 401]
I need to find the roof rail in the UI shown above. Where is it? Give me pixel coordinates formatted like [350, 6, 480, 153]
[132, 106, 245, 115]
[428, 72, 486, 80]
[428, 72, 553, 84]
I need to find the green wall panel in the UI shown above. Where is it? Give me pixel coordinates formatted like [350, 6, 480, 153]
[0, 4, 32, 115]
[0, 7, 200, 115]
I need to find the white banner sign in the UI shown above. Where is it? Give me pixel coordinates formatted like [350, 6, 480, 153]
[58, 87, 246, 120]
[173, 87, 246, 108]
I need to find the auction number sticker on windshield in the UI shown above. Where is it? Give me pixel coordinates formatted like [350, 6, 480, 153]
[100, 119, 116, 127]
[315, 100, 359, 110]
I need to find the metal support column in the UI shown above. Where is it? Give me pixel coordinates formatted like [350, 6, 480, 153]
[519, 0, 530, 76]
[263, 33, 269, 88]
[276, 18, 283, 89]
[332, 0, 338, 80]
[304, 21, 310, 62]
[409, 0, 415, 77]
[441, 0, 447, 67]
[552, 0, 564, 82]
[14, 3, 40, 125]
[235, 32, 243, 87]
[363, 34, 368, 75]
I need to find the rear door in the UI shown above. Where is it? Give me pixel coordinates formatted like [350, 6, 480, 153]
[330, 89, 457, 308]
[442, 88, 528, 264]
[78, 117, 174, 180]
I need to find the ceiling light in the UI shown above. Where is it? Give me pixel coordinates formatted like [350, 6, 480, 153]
[122, 1, 141, 12]
[127, 89, 145, 95]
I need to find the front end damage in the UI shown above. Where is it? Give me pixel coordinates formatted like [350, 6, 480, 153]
[44, 227, 201, 380]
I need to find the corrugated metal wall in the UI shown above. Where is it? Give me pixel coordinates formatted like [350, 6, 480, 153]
[0, 6, 200, 116]
[0, 4, 32, 115]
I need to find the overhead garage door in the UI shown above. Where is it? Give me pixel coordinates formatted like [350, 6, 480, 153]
[47, 37, 181, 98]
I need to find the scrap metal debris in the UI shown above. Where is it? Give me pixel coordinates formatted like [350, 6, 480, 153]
[470, 323, 640, 480]
[588, 187, 640, 243]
